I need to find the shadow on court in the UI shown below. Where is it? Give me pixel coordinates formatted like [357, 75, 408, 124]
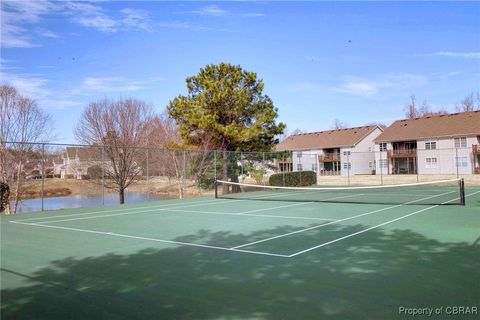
[1, 223, 479, 320]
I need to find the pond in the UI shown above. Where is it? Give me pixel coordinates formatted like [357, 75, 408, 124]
[12, 192, 170, 213]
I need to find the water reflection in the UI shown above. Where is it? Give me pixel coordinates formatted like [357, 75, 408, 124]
[14, 192, 169, 213]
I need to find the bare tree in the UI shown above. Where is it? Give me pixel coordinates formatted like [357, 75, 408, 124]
[456, 92, 480, 112]
[331, 118, 348, 130]
[0, 84, 52, 214]
[404, 95, 418, 119]
[75, 97, 154, 204]
[404, 95, 448, 118]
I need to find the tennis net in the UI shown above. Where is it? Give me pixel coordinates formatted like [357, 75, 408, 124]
[215, 178, 465, 205]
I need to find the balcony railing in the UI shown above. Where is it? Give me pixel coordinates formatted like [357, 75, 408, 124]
[318, 154, 340, 162]
[387, 149, 417, 158]
[319, 170, 341, 176]
[276, 157, 293, 163]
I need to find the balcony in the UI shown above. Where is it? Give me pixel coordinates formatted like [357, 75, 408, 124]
[387, 149, 417, 158]
[318, 153, 340, 162]
[276, 157, 292, 164]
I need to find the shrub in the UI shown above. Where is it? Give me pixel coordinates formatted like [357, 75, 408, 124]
[87, 165, 102, 180]
[269, 171, 317, 187]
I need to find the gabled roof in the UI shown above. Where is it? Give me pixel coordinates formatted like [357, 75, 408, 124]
[276, 125, 381, 151]
[65, 147, 103, 161]
[374, 110, 480, 143]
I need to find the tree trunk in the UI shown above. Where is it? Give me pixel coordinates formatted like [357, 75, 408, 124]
[12, 161, 23, 214]
[119, 188, 125, 204]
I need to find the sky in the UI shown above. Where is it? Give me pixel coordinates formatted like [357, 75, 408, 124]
[1, 1, 479, 144]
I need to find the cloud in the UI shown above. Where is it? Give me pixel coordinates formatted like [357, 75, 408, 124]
[36, 28, 60, 38]
[429, 51, 480, 59]
[184, 5, 227, 17]
[243, 13, 266, 17]
[121, 8, 152, 31]
[65, 1, 118, 32]
[70, 76, 164, 95]
[0, 0, 58, 48]
[333, 73, 428, 97]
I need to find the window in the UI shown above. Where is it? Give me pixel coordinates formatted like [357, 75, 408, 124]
[369, 162, 373, 168]
[455, 156, 468, 168]
[379, 143, 387, 152]
[379, 159, 388, 169]
[297, 163, 303, 171]
[454, 137, 467, 148]
[368, 147, 372, 152]
[311, 163, 318, 173]
[343, 151, 351, 156]
[343, 162, 351, 169]
[425, 157, 438, 168]
[297, 152, 303, 158]
[425, 141, 437, 150]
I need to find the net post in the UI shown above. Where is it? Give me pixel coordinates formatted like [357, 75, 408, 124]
[214, 180, 218, 199]
[460, 178, 465, 206]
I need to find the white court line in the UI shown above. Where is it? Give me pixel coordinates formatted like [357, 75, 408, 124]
[230, 190, 457, 250]
[13, 183, 318, 223]
[9, 221, 290, 258]
[288, 190, 480, 257]
[12, 197, 221, 222]
[33, 192, 361, 224]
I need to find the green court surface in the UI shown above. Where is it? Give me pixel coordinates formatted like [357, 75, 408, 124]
[1, 187, 479, 319]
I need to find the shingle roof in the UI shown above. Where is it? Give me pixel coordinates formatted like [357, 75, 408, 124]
[374, 110, 480, 143]
[276, 125, 381, 151]
[65, 147, 103, 161]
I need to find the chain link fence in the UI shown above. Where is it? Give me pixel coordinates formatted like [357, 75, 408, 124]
[1, 142, 479, 213]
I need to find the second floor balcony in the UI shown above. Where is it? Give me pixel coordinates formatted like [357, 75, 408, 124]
[319, 153, 340, 162]
[387, 149, 417, 158]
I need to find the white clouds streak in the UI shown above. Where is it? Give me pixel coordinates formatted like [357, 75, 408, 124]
[333, 73, 429, 97]
[429, 51, 480, 59]
[1, 0, 58, 48]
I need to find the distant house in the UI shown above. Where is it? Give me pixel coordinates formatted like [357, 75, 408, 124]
[374, 111, 480, 175]
[61, 147, 103, 179]
[276, 125, 383, 176]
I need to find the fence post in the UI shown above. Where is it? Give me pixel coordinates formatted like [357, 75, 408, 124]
[379, 150, 383, 185]
[240, 152, 244, 182]
[102, 146, 105, 206]
[213, 150, 217, 182]
[347, 151, 350, 186]
[416, 155, 419, 183]
[262, 152, 266, 185]
[182, 150, 186, 199]
[455, 147, 459, 178]
[41, 143, 45, 212]
[146, 148, 150, 201]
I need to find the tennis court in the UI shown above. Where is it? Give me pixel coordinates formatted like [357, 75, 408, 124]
[1, 179, 479, 319]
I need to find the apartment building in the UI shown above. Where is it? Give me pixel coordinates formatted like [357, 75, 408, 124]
[374, 111, 480, 175]
[276, 125, 383, 176]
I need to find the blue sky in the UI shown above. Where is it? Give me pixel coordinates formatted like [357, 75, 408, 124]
[1, 1, 479, 143]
